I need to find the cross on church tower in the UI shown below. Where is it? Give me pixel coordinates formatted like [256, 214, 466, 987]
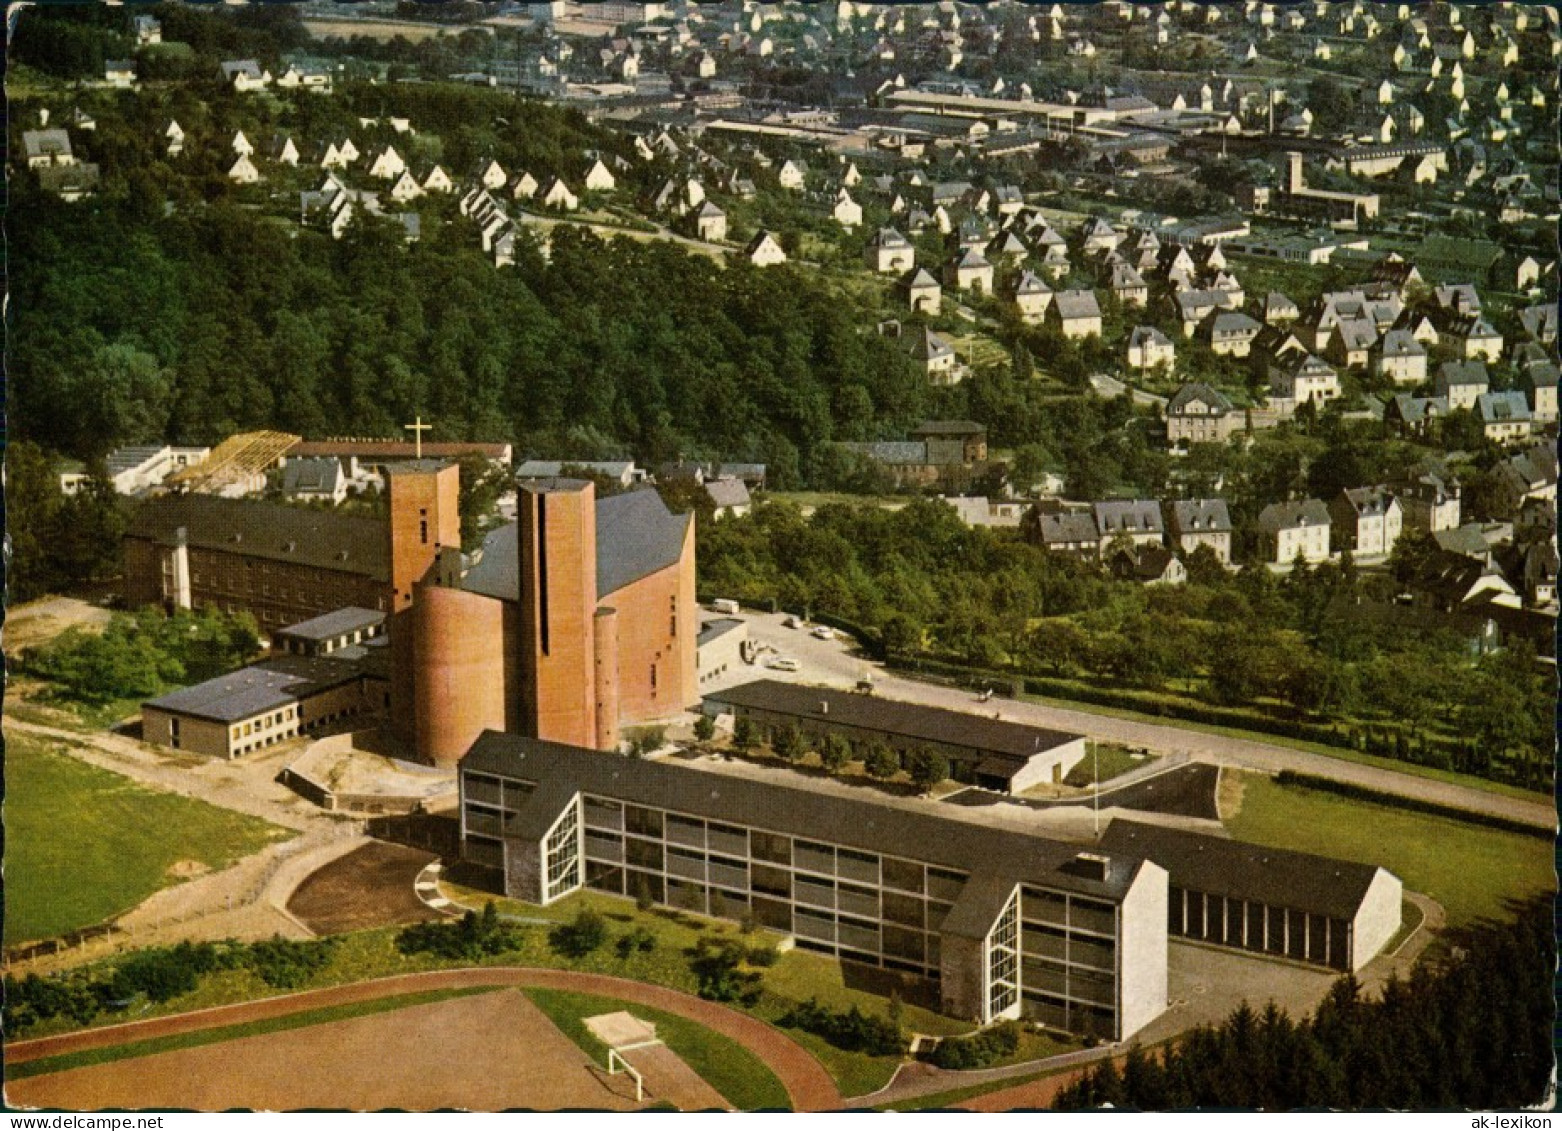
[404, 415, 432, 460]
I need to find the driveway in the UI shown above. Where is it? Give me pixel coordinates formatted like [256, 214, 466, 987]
[701, 612, 1553, 830]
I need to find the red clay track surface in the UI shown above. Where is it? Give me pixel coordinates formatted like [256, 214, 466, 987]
[6, 968, 843, 1112]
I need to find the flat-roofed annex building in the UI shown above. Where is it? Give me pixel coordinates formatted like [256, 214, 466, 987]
[702, 679, 1087, 793]
[459, 731, 1169, 1039]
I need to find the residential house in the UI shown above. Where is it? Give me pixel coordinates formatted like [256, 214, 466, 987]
[1440, 313, 1503, 362]
[1433, 360, 1489, 410]
[694, 202, 727, 242]
[541, 178, 579, 211]
[389, 170, 425, 203]
[703, 476, 752, 519]
[1166, 499, 1233, 563]
[481, 160, 508, 190]
[232, 130, 255, 157]
[1329, 487, 1403, 557]
[1384, 394, 1450, 439]
[1326, 319, 1378, 369]
[1165, 383, 1238, 449]
[369, 146, 406, 180]
[833, 189, 863, 229]
[899, 268, 942, 315]
[227, 154, 262, 184]
[945, 248, 994, 294]
[165, 120, 185, 158]
[865, 228, 915, 273]
[1036, 512, 1101, 558]
[220, 60, 272, 91]
[1488, 444, 1558, 519]
[1474, 391, 1533, 444]
[1393, 473, 1462, 534]
[282, 458, 351, 504]
[1108, 543, 1187, 586]
[423, 165, 454, 194]
[1127, 326, 1175, 372]
[1049, 290, 1103, 339]
[104, 59, 137, 88]
[745, 230, 788, 267]
[905, 327, 960, 385]
[1203, 310, 1263, 357]
[1516, 364, 1559, 423]
[1270, 354, 1341, 408]
[584, 158, 617, 192]
[913, 422, 988, 465]
[1093, 499, 1164, 552]
[1262, 292, 1300, 325]
[1109, 263, 1149, 307]
[1371, 329, 1428, 384]
[511, 171, 540, 199]
[1011, 271, 1053, 324]
[271, 136, 301, 166]
[1518, 303, 1558, 345]
[22, 129, 74, 169]
[778, 159, 807, 190]
[1257, 500, 1332, 564]
[1173, 289, 1237, 336]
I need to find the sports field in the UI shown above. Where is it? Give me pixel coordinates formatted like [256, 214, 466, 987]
[3, 734, 288, 944]
[7, 988, 648, 1111]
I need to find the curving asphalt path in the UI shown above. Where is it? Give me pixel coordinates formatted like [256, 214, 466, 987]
[5, 968, 843, 1112]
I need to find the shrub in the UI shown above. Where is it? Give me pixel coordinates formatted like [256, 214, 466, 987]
[690, 937, 762, 1004]
[780, 997, 908, 1056]
[772, 724, 803, 763]
[694, 714, 716, 742]
[398, 901, 525, 960]
[550, 907, 610, 959]
[732, 716, 756, 752]
[930, 1021, 1022, 1070]
[864, 743, 900, 780]
[243, 936, 339, 989]
[819, 733, 851, 774]
[616, 927, 656, 959]
[746, 944, 781, 968]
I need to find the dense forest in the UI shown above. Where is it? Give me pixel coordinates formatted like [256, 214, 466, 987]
[7, 191, 929, 486]
[699, 498, 1556, 789]
[1053, 897, 1555, 1111]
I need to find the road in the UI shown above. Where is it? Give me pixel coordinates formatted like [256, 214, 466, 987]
[709, 612, 1555, 830]
[1089, 371, 1167, 408]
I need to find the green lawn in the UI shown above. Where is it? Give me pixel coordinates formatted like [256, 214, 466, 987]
[524, 988, 791, 1111]
[7, 988, 497, 1082]
[1225, 773, 1555, 928]
[1064, 743, 1153, 787]
[4, 735, 290, 945]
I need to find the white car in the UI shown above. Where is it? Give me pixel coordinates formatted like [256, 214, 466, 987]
[810, 625, 834, 640]
[765, 656, 800, 672]
[782, 615, 801, 628]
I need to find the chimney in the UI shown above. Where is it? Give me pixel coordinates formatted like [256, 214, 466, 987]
[820, 700, 829, 715]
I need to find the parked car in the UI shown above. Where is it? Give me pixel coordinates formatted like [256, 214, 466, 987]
[810, 625, 834, 640]
[765, 656, 800, 672]
[712, 598, 740, 615]
[782, 614, 801, 628]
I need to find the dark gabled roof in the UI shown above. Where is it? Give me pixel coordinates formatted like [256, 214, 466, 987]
[1094, 498, 1163, 534]
[1435, 359, 1490, 389]
[1098, 820, 1389, 920]
[705, 679, 1082, 768]
[144, 655, 367, 724]
[1257, 499, 1330, 532]
[463, 486, 691, 602]
[1166, 382, 1232, 416]
[282, 457, 343, 495]
[461, 731, 1141, 904]
[275, 606, 385, 642]
[1039, 512, 1101, 545]
[126, 495, 390, 581]
[1169, 498, 1232, 534]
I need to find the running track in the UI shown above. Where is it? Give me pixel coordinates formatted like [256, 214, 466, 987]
[5, 969, 843, 1112]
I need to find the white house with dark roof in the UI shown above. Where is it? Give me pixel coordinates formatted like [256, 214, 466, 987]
[1011, 271, 1053, 323]
[900, 267, 941, 315]
[1372, 328, 1427, 384]
[1203, 310, 1263, 357]
[1257, 501, 1331, 564]
[1127, 326, 1175, 371]
[945, 247, 994, 294]
[1475, 391, 1533, 444]
[1166, 499, 1233, 563]
[1433, 360, 1489, 410]
[1270, 354, 1340, 408]
[1329, 487, 1403, 557]
[865, 228, 915, 273]
[1050, 290, 1103, 339]
[1165, 383, 1237, 448]
[1093, 499, 1164, 551]
[744, 230, 787, 267]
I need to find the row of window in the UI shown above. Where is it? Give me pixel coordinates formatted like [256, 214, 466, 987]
[230, 706, 298, 741]
[1169, 886, 1351, 971]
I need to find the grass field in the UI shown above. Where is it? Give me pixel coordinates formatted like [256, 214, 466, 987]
[524, 988, 791, 1111]
[6, 988, 496, 1082]
[4, 735, 289, 945]
[1225, 772, 1555, 928]
[1063, 742, 1152, 787]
